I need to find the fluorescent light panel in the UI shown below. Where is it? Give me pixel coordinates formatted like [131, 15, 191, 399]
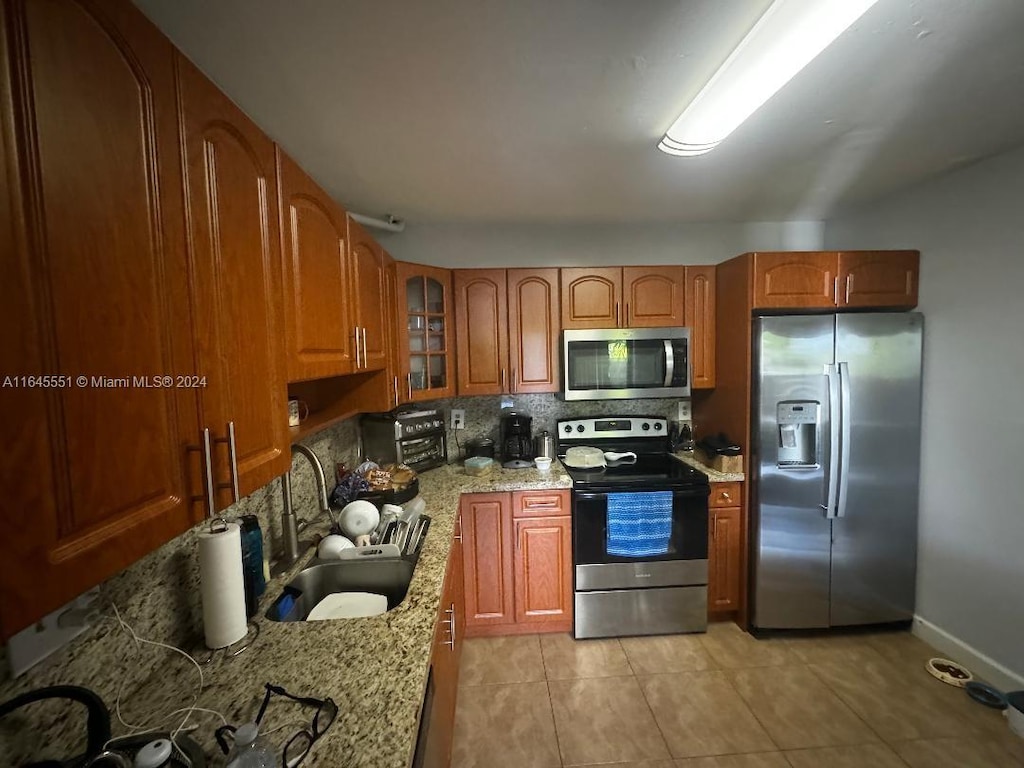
[659, 0, 880, 157]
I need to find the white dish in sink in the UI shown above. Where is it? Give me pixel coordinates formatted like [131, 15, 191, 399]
[306, 592, 388, 620]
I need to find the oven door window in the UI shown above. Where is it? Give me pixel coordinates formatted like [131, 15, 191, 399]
[566, 338, 672, 391]
[573, 489, 708, 565]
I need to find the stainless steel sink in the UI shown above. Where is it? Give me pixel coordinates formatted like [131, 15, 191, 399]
[266, 558, 415, 622]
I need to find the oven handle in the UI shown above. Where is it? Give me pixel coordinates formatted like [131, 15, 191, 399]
[573, 489, 709, 501]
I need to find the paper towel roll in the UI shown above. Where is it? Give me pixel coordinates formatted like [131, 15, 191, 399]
[198, 522, 248, 649]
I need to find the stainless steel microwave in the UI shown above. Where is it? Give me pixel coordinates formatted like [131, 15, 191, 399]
[560, 327, 690, 400]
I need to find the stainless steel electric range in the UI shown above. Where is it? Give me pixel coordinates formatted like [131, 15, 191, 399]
[556, 416, 711, 639]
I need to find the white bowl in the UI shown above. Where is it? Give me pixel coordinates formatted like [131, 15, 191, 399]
[317, 534, 354, 559]
[534, 457, 553, 472]
[338, 500, 380, 538]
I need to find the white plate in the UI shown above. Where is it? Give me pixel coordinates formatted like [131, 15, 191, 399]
[306, 592, 388, 621]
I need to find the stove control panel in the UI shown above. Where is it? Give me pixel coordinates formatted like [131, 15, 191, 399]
[557, 417, 668, 441]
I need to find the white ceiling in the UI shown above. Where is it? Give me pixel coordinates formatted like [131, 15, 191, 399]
[134, 0, 1024, 225]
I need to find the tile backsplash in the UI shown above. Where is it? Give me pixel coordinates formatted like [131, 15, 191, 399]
[416, 393, 682, 462]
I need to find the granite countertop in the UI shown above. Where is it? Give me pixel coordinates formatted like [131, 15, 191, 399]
[673, 452, 746, 482]
[123, 461, 572, 767]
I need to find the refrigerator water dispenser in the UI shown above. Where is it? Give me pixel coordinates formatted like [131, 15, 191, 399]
[776, 401, 819, 467]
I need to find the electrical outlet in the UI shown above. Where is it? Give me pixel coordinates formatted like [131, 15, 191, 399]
[677, 400, 692, 421]
[450, 409, 466, 430]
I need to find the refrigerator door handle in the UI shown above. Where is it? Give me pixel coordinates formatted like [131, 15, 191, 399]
[836, 361, 852, 518]
[821, 363, 840, 518]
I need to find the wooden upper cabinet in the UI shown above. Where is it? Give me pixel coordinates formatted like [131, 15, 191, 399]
[461, 494, 515, 628]
[561, 267, 621, 329]
[507, 269, 560, 393]
[0, 0, 201, 637]
[623, 266, 685, 327]
[348, 218, 388, 372]
[178, 55, 289, 503]
[752, 252, 838, 309]
[685, 265, 716, 389]
[561, 266, 685, 328]
[454, 269, 509, 396]
[382, 251, 401, 409]
[838, 250, 919, 309]
[396, 262, 455, 401]
[277, 149, 353, 382]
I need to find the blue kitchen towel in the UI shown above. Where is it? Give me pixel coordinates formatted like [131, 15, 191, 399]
[606, 491, 673, 557]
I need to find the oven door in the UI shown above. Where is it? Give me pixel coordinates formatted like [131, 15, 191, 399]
[573, 486, 709, 590]
[397, 434, 446, 471]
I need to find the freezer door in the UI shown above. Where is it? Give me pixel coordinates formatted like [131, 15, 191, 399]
[753, 316, 835, 629]
[832, 313, 923, 626]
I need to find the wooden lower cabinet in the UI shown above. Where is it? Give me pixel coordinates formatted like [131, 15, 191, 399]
[416, 523, 464, 768]
[463, 490, 572, 636]
[707, 482, 744, 615]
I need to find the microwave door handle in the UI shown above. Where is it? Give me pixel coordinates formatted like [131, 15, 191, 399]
[663, 339, 674, 387]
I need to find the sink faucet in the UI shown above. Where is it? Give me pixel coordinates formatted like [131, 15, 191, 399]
[280, 444, 335, 566]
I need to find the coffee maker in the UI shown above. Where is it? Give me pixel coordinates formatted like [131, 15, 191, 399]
[500, 411, 533, 469]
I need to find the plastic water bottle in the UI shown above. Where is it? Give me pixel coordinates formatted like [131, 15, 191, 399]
[226, 722, 275, 768]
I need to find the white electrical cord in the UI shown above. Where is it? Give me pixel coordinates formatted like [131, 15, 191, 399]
[106, 602, 227, 764]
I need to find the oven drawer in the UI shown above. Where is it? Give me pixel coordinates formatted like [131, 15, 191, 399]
[574, 586, 707, 639]
[576, 559, 707, 591]
[708, 482, 742, 508]
[513, 490, 569, 518]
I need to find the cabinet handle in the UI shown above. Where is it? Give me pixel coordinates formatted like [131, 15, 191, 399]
[362, 327, 368, 366]
[845, 275, 852, 304]
[187, 428, 217, 517]
[501, 368, 507, 393]
[407, 372, 413, 400]
[393, 376, 399, 407]
[211, 423, 240, 504]
[720, 491, 732, 503]
[833, 276, 839, 304]
[712, 515, 718, 541]
[354, 326, 362, 368]
[615, 301, 620, 327]
[226, 421, 240, 502]
[454, 514, 463, 542]
[444, 604, 456, 650]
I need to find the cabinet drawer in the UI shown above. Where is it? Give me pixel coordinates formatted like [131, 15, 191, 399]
[512, 490, 569, 518]
[708, 483, 742, 509]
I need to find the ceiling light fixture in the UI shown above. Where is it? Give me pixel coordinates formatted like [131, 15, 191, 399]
[658, 0, 880, 157]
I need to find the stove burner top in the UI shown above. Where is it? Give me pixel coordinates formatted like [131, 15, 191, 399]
[559, 452, 707, 490]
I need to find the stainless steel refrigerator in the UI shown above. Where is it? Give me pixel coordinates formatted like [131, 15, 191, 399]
[752, 312, 923, 630]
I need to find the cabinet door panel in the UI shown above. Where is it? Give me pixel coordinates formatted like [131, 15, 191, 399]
[684, 265, 716, 389]
[560, 267, 621, 329]
[709, 506, 742, 612]
[838, 250, 919, 308]
[461, 493, 514, 628]
[507, 269, 560, 393]
[752, 252, 837, 309]
[0, 0, 199, 637]
[623, 266, 685, 327]
[349, 218, 388, 371]
[454, 269, 508, 396]
[514, 517, 572, 625]
[179, 56, 288, 501]
[277, 149, 353, 382]
[396, 262, 454, 401]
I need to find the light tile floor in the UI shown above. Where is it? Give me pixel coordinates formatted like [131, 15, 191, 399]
[451, 623, 1024, 768]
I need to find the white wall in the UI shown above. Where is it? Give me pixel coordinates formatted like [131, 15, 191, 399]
[827, 145, 1024, 681]
[378, 220, 824, 267]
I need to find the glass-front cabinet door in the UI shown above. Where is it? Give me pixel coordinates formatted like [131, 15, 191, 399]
[396, 262, 454, 402]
